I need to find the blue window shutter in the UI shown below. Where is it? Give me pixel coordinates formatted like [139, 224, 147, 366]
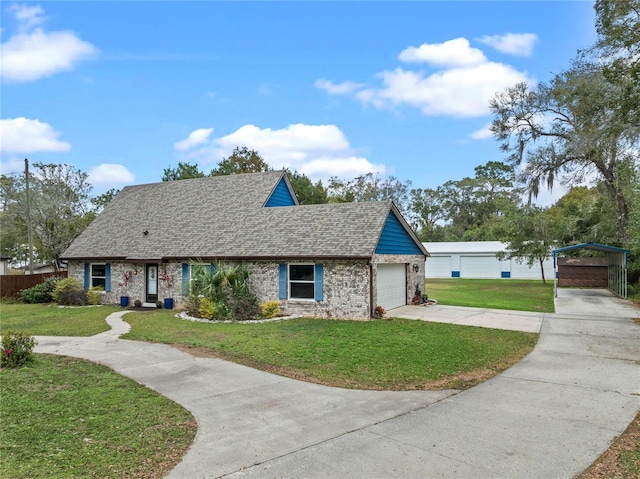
[84, 263, 90, 289]
[182, 263, 189, 295]
[314, 264, 324, 301]
[278, 264, 287, 300]
[210, 263, 216, 275]
[105, 263, 111, 292]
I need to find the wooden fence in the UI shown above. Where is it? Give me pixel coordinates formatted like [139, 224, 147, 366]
[557, 257, 608, 288]
[0, 271, 68, 298]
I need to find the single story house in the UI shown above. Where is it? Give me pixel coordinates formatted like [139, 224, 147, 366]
[62, 171, 428, 318]
[423, 241, 553, 280]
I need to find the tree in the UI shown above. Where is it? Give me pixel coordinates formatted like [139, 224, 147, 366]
[162, 162, 206, 181]
[489, 61, 638, 243]
[210, 147, 271, 176]
[497, 206, 557, 283]
[592, 0, 640, 126]
[326, 173, 412, 214]
[91, 188, 120, 213]
[285, 169, 327, 205]
[547, 186, 619, 246]
[0, 175, 29, 265]
[406, 187, 447, 240]
[2, 163, 94, 270]
[425, 161, 521, 241]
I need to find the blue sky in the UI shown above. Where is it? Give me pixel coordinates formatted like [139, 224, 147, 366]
[1, 1, 596, 204]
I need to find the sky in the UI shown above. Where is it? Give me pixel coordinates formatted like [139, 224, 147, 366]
[1, 1, 597, 205]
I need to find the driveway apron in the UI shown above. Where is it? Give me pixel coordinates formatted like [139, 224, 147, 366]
[34, 288, 640, 479]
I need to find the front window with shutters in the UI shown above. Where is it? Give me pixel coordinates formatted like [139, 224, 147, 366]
[288, 264, 315, 300]
[91, 264, 106, 289]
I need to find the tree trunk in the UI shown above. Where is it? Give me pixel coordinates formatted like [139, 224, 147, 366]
[539, 257, 546, 284]
[596, 162, 629, 244]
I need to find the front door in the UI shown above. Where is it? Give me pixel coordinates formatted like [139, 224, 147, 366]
[146, 264, 158, 303]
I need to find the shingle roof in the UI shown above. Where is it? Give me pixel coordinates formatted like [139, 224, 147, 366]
[63, 171, 409, 261]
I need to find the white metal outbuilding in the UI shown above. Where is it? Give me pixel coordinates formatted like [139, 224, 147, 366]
[423, 241, 553, 280]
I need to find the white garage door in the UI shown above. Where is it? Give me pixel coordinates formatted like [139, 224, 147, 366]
[376, 264, 407, 310]
[460, 256, 501, 279]
[425, 256, 452, 278]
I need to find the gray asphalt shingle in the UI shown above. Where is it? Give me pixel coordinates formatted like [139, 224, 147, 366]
[63, 171, 398, 260]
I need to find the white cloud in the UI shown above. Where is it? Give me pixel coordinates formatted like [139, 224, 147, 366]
[356, 62, 531, 117]
[301, 156, 386, 179]
[317, 36, 534, 118]
[398, 38, 487, 67]
[1, 5, 97, 83]
[479, 33, 538, 57]
[0, 117, 71, 153]
[88, 163, 135, 185]
[174, 128, 214, 151]
[314, 79, 364, 95]
[470, 123, 494, 140]
[9, 4, 45, 31]
[175, 123, 385, 182]
[215, 124, 350, 154]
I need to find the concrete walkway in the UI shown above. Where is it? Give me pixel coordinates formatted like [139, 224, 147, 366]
[34, 288, 640, 479]
[389, 304, 544, 333]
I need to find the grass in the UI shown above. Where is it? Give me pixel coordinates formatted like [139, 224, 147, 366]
[1, 277, 636, 477]
[425, 278, 555, 313]
[0, 354, 196, 479]
[0, 303, 121, 336]
[577, 410, 640, 479]
[122, 311, 537, 390]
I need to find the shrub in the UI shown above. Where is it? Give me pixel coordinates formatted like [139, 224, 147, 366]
[134, 299, 142, 308]
[229, 292, 259, 321]
[18, 276, 61, 303]
[199, 297, 216, 320]
[183, 295, 202, 317]
[52, 278, 88, 306]
[373, 305, 386, 318]
[261, 300, 281, 319]
[87, 286, 104, 305]
[190, 261, 259, 321]
[1, 331, 37, 368]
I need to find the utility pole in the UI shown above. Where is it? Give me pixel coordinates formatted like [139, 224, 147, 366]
[25, 158, 34, 275]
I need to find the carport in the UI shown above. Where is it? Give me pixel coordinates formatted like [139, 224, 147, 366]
[553, 242, 629, 299]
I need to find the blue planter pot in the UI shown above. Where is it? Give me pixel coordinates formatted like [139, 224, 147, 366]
[120, 296, 129, 307]
[163, 298, 174, 310]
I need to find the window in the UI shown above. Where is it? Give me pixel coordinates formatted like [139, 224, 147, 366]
[289, 264, 315, 300]
[279, 263, 323, 301]
[182, 262, 213, 295]
[91, 263, 106, 289]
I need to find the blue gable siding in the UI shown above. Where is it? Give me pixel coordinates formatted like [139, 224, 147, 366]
[265, 178, 296, 207]
[375, 211, 424, 255]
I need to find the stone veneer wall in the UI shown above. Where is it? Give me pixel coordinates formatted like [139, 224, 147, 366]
[246, 260, 371, 319]
[69, 260, 182, 306]
[70, 259, 372, 319]
[70, 255, 425, 318]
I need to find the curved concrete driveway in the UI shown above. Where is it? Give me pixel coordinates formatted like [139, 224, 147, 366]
[34, 288, 640, 478]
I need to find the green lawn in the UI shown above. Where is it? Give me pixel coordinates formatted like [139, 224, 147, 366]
[0, 303, 121, 336]
[123, 311, 537, 390]
[0, 355, 196, 479]
[425, 278, 555, 313]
